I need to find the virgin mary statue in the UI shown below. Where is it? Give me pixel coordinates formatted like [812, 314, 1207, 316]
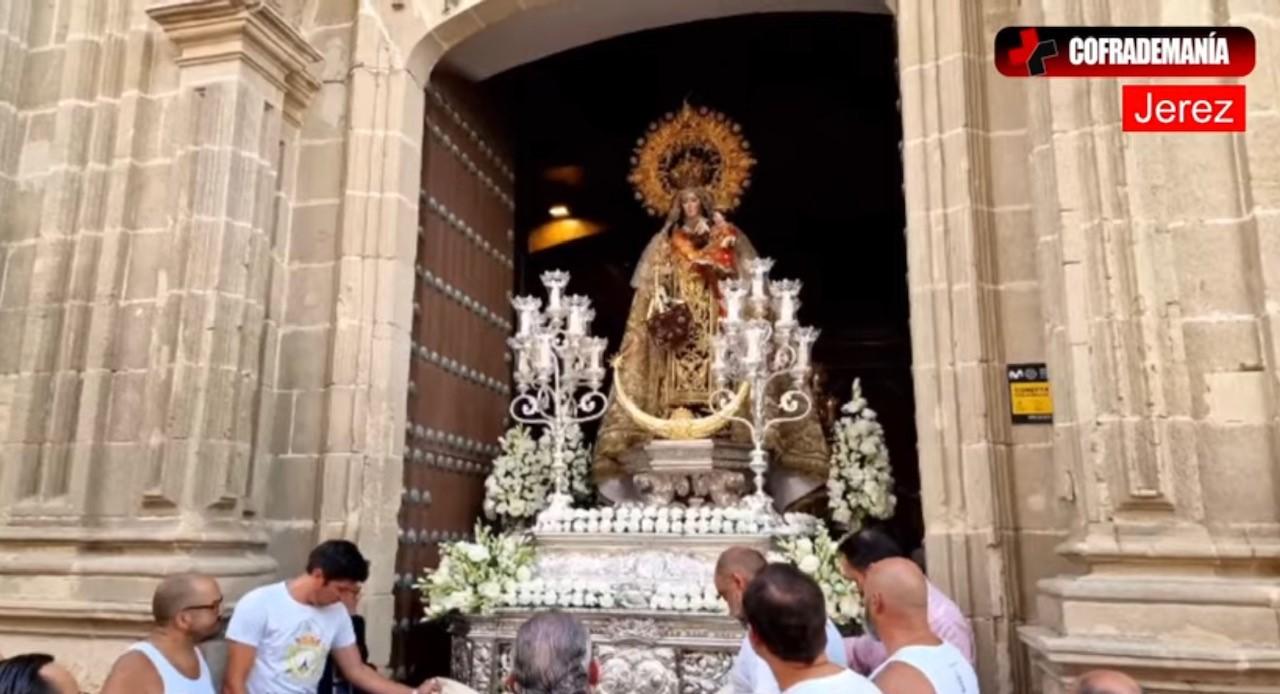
[592, 105, 829, 504]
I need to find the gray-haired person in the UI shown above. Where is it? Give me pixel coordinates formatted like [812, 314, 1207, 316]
[505, 612, 599, 694]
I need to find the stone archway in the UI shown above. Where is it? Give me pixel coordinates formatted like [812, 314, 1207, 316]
[332, 0, 1027, 690]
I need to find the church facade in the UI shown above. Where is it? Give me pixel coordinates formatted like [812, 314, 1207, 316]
[1, 1, 1278, 692]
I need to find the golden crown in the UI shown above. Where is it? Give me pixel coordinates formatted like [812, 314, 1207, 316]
[628, 103, 756, 216]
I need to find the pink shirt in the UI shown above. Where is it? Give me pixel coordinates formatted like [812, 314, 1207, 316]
[844, 580, 974, 675]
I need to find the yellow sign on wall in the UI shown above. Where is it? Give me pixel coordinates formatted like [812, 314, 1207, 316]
[1008, 363, 1052, 424]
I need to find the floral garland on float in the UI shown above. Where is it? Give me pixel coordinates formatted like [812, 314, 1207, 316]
[418, 383, 896, 626]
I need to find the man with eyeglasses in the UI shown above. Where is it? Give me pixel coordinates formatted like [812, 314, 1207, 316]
[101, 573, 224, 693]
[222, 540, 441, 694]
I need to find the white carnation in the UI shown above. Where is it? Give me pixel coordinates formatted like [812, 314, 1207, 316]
[799, 555, 821, 574]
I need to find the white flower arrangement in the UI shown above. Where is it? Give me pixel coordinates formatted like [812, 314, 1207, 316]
[827, 379, 897, 531]
[417, 522, 535, 621]
[772, 525, 864, 627]
[533, 504, 820, 538]
[483, 424, 593, 528]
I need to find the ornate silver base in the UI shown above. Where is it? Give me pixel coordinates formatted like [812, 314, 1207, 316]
[453, 610, 741, 694]
[623, 439, 752, 507]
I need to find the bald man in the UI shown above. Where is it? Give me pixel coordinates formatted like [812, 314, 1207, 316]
[101, 573, 223, 694]
[1073, 670, 1143, 694]
[714, 547, 848, 693]
[864, 559, 976, 694]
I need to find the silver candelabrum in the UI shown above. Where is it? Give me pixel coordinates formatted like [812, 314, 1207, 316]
[710, 258, 819, 509]
[507, 270, 609, 510]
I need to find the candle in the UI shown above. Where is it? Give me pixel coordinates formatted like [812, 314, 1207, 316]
[771, 279, 801, 327]
[743, 320, 770, 365]
[585, 337, 607, 372]
[793, 326, 820, 374]
[566, 295, 590, 336]
[512, 296, 541, 337]
[711, 335, 728, 371]
[720, 279, 746, 326]
[747, 258, 774, 301]
[541, 270, 570, 315]
[535, 333, 555, 371]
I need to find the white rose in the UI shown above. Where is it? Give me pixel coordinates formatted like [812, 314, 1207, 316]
[838, 595, 859, 617]
[670, 507, 685, 519]
[464, 544, 491, 563]
[571, 592, 584, 607]
[599, 519, 614, 533]
[643, 506, 658, 519]
[599, 593, 616, 609]
[654, 595, 673, 610]
[587, 519, 600, 533]
[571, 520, 587, 532]
[656, 507, 670, 520]
[600, 507, 615, 520]
[799, 555, 821, 574]
[832, 507, 853, 524]
[796, 538, 815, 555]
[671, 520, 684, 534]
[673, 595, 690, 611]
[720, 520, 735, 534]
[655, 519, 671, 534]
[542, 590, 558, 606]
[641, 518, 655, 533]
[516, 566, 533, 583]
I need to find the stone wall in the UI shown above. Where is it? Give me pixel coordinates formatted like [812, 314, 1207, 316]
[1018, 1, 1280, 692]
[0, 0, 323, 684]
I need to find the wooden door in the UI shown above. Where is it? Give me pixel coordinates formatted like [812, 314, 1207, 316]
[392, 71, 514, 681]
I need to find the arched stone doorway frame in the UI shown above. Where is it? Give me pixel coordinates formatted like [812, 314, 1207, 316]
[334, 0, 1023, 690]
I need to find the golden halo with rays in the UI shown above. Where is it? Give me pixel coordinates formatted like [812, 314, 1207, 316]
[628, 103, 756, 217]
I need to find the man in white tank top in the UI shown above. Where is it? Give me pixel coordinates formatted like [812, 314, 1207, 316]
[864, 559, 978, 694]
[101, 573, 223, 694]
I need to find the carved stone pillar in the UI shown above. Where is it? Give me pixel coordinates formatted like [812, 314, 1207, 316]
[898, 0, 1027, 690]
[1018, 3, 1280, 691]
[0, 0, 319, 685]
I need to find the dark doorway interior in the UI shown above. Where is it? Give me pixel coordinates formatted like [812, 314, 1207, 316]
[486, 11, 920, 551]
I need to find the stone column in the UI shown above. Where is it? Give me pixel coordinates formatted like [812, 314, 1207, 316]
[898, 0, 1028, 690]
[1019, 2, 1280, 692]
[0, 0, 319, 685]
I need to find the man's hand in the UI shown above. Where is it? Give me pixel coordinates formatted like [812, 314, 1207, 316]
[335, 644, 430, 694]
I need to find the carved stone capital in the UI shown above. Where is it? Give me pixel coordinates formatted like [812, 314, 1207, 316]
[147, 0, 321, 124]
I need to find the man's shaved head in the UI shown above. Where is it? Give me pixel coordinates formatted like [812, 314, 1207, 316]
[714, 547, 767, 623]
[865, 557, 929, 616]
[1075, 670, 1144, 694]
[715, 547, 766, 580]
[152, 573, 220, 624]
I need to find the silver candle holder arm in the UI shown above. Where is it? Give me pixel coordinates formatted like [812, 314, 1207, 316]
[710, 258, 819, 510]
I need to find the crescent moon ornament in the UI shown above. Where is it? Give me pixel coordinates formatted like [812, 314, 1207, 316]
[611, 358, 749, 440]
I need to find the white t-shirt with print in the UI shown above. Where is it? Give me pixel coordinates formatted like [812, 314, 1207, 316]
[226, 581, 357, 694]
